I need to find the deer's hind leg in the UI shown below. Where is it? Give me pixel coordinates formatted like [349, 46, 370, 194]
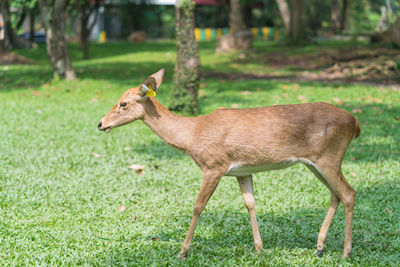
[308, 160, 356, 259]
[306, 164, 340, 257]
[237, 175, 263, 253]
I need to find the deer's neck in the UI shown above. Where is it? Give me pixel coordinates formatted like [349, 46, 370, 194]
[142, 98, 195, 152]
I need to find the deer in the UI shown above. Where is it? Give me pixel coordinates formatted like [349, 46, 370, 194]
[98, 69, 361, 259]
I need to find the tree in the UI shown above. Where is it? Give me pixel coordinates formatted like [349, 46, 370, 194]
[0, 0, 4, 54]
[331, 0, 341, 33]
[276, 0, 290, 34]
[74, 0, 100, 59]
[216, 0, 253, 52]
[168, 0, 201, 114]
[38, 0, 76, 80]
[0, 0, 37, 49]
[275, 0, 305, 42]
[290, 0, 305, 41]
[340, 0, 351, 32]
[229, 0, 246, 34]
[1, 0, 19, 49]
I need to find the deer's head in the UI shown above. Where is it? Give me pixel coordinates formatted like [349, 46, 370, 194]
[98, 69, 164, 132]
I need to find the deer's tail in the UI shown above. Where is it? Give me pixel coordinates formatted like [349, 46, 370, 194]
[354, 117, 361, 139]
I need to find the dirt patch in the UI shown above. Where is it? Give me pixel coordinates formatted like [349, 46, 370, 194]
[207, 46, 400, 85]
[320, 50, 400, 82]
[0, 52, 32, 65]
[262, 51, 335, 70]
[203, 71, 400, 88]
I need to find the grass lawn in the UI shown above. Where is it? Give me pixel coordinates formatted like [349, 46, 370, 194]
[1, 40, 399, 266]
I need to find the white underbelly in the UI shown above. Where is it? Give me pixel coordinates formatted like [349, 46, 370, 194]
[224, 159, 300, 177]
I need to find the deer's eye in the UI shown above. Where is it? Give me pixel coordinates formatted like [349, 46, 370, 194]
[120, 102, 127, 107]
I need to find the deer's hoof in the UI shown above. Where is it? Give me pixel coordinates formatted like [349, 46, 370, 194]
[316, 249, 324, 257]
[177, 252, 187, 260]
[341, 247, 352, 259]
[341, 252, 350, 259]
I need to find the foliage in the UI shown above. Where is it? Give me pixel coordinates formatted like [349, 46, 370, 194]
[117, 3, 175, 39]
[8, 0, 38, 32]
[0, 41, 399, 265]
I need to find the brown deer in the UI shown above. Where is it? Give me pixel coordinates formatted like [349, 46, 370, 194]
[98, 69, 360, 259]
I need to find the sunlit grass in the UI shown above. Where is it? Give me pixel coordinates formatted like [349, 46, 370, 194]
[0, 41, 399, 265]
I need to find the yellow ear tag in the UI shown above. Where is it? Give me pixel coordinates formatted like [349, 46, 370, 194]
[145, 84, 156, 97]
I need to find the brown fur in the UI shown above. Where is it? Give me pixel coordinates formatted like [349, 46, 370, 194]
[98, 69, 360, 259]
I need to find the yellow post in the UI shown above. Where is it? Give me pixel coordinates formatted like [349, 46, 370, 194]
[262, 27, 270, 40]
[274, 28, 281, 40]
[216, 28, 222, 39]
[195, 28, 201, 41]
[205, 28, 212, 41]
[251, 27, 258, 39]
[99, 31, 106, 43]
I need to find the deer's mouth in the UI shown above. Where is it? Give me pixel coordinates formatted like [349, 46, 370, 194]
[103, 126, 112, 133]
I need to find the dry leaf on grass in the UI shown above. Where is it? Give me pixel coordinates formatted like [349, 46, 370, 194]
[332, 97, 343, 105]
[128, 164, 145, 176]
[118, 205, 126, 212]
[151, 237, 160, 241]
[31, 91, 41, 96]
[92, 152, 100, 158]
[384, 208, 393, 214]
[231, 104, 239, 108]
[297, 95, 308, 103]
[241, 90, 252, 95]
[352, 108, 362, 114]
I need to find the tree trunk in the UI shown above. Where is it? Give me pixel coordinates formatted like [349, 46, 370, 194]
[80, 14, 90, 59]
[290, 0, 305, 42]
[76, 1, 99, 60]
[216, 0, 252, 52]
[0, 0, 4, 54]
[168, 0, 201, 114]
[340, 0, 351, 32]
[276, 0, 291, 34]
[29, 10, 35, 43]
[0, 39, 4, 54]
[230, 0, 246, 34]
[39, 0, 75, 80]
[392, 17, 400, 47]
[331, 0, 341, 34]
[1, 0, 18, 49]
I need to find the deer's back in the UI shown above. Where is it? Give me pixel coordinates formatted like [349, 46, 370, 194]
[189, 103, 358, 170]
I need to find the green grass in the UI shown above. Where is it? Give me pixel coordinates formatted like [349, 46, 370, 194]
[1, 41, 399, 266]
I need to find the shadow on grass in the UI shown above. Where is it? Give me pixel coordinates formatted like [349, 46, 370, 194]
[92, 179, 399, 265]
[0, 61, 176, 92]
[76, 62, 175, 84]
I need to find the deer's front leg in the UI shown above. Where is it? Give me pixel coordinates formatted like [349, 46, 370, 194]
[178, 172, 222, 259]
[237, 175, 263, 253]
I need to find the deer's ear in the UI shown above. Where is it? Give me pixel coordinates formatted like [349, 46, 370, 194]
[139, 76, 157, 97]
[139, 69, 165, 97]
[150, 68, 165, 89]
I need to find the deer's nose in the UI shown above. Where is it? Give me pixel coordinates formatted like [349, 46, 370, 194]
[98, 121, 102, 130]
